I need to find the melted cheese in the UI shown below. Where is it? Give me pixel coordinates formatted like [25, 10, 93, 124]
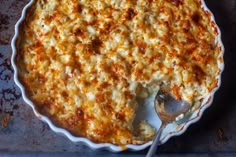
[16, 0, 222, 144]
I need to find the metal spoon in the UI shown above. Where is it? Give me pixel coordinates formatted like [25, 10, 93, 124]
[146, 90, 191, 157]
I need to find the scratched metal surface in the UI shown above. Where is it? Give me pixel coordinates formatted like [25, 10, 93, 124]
[0, 0, 236, 156]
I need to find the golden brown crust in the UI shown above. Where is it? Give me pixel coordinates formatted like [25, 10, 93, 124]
[16, 0, 221, 144]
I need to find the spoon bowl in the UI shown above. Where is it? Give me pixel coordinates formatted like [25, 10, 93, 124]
[155, 90, 191, 123]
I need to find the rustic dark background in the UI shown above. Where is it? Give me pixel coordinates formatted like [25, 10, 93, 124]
[0, 0, 235, 156]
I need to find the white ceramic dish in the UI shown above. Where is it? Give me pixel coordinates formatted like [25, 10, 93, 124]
[11, 0, 224, 152]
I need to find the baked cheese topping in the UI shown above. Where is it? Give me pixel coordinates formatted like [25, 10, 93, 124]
[16, 0, 222, 144]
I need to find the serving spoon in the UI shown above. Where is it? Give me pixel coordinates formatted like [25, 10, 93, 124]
[146, 90, 191, 157]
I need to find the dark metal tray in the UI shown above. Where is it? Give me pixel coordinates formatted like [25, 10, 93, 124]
[0, 0, 236, 156]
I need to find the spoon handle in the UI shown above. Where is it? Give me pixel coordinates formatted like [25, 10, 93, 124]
[146, 124, 165, 157]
